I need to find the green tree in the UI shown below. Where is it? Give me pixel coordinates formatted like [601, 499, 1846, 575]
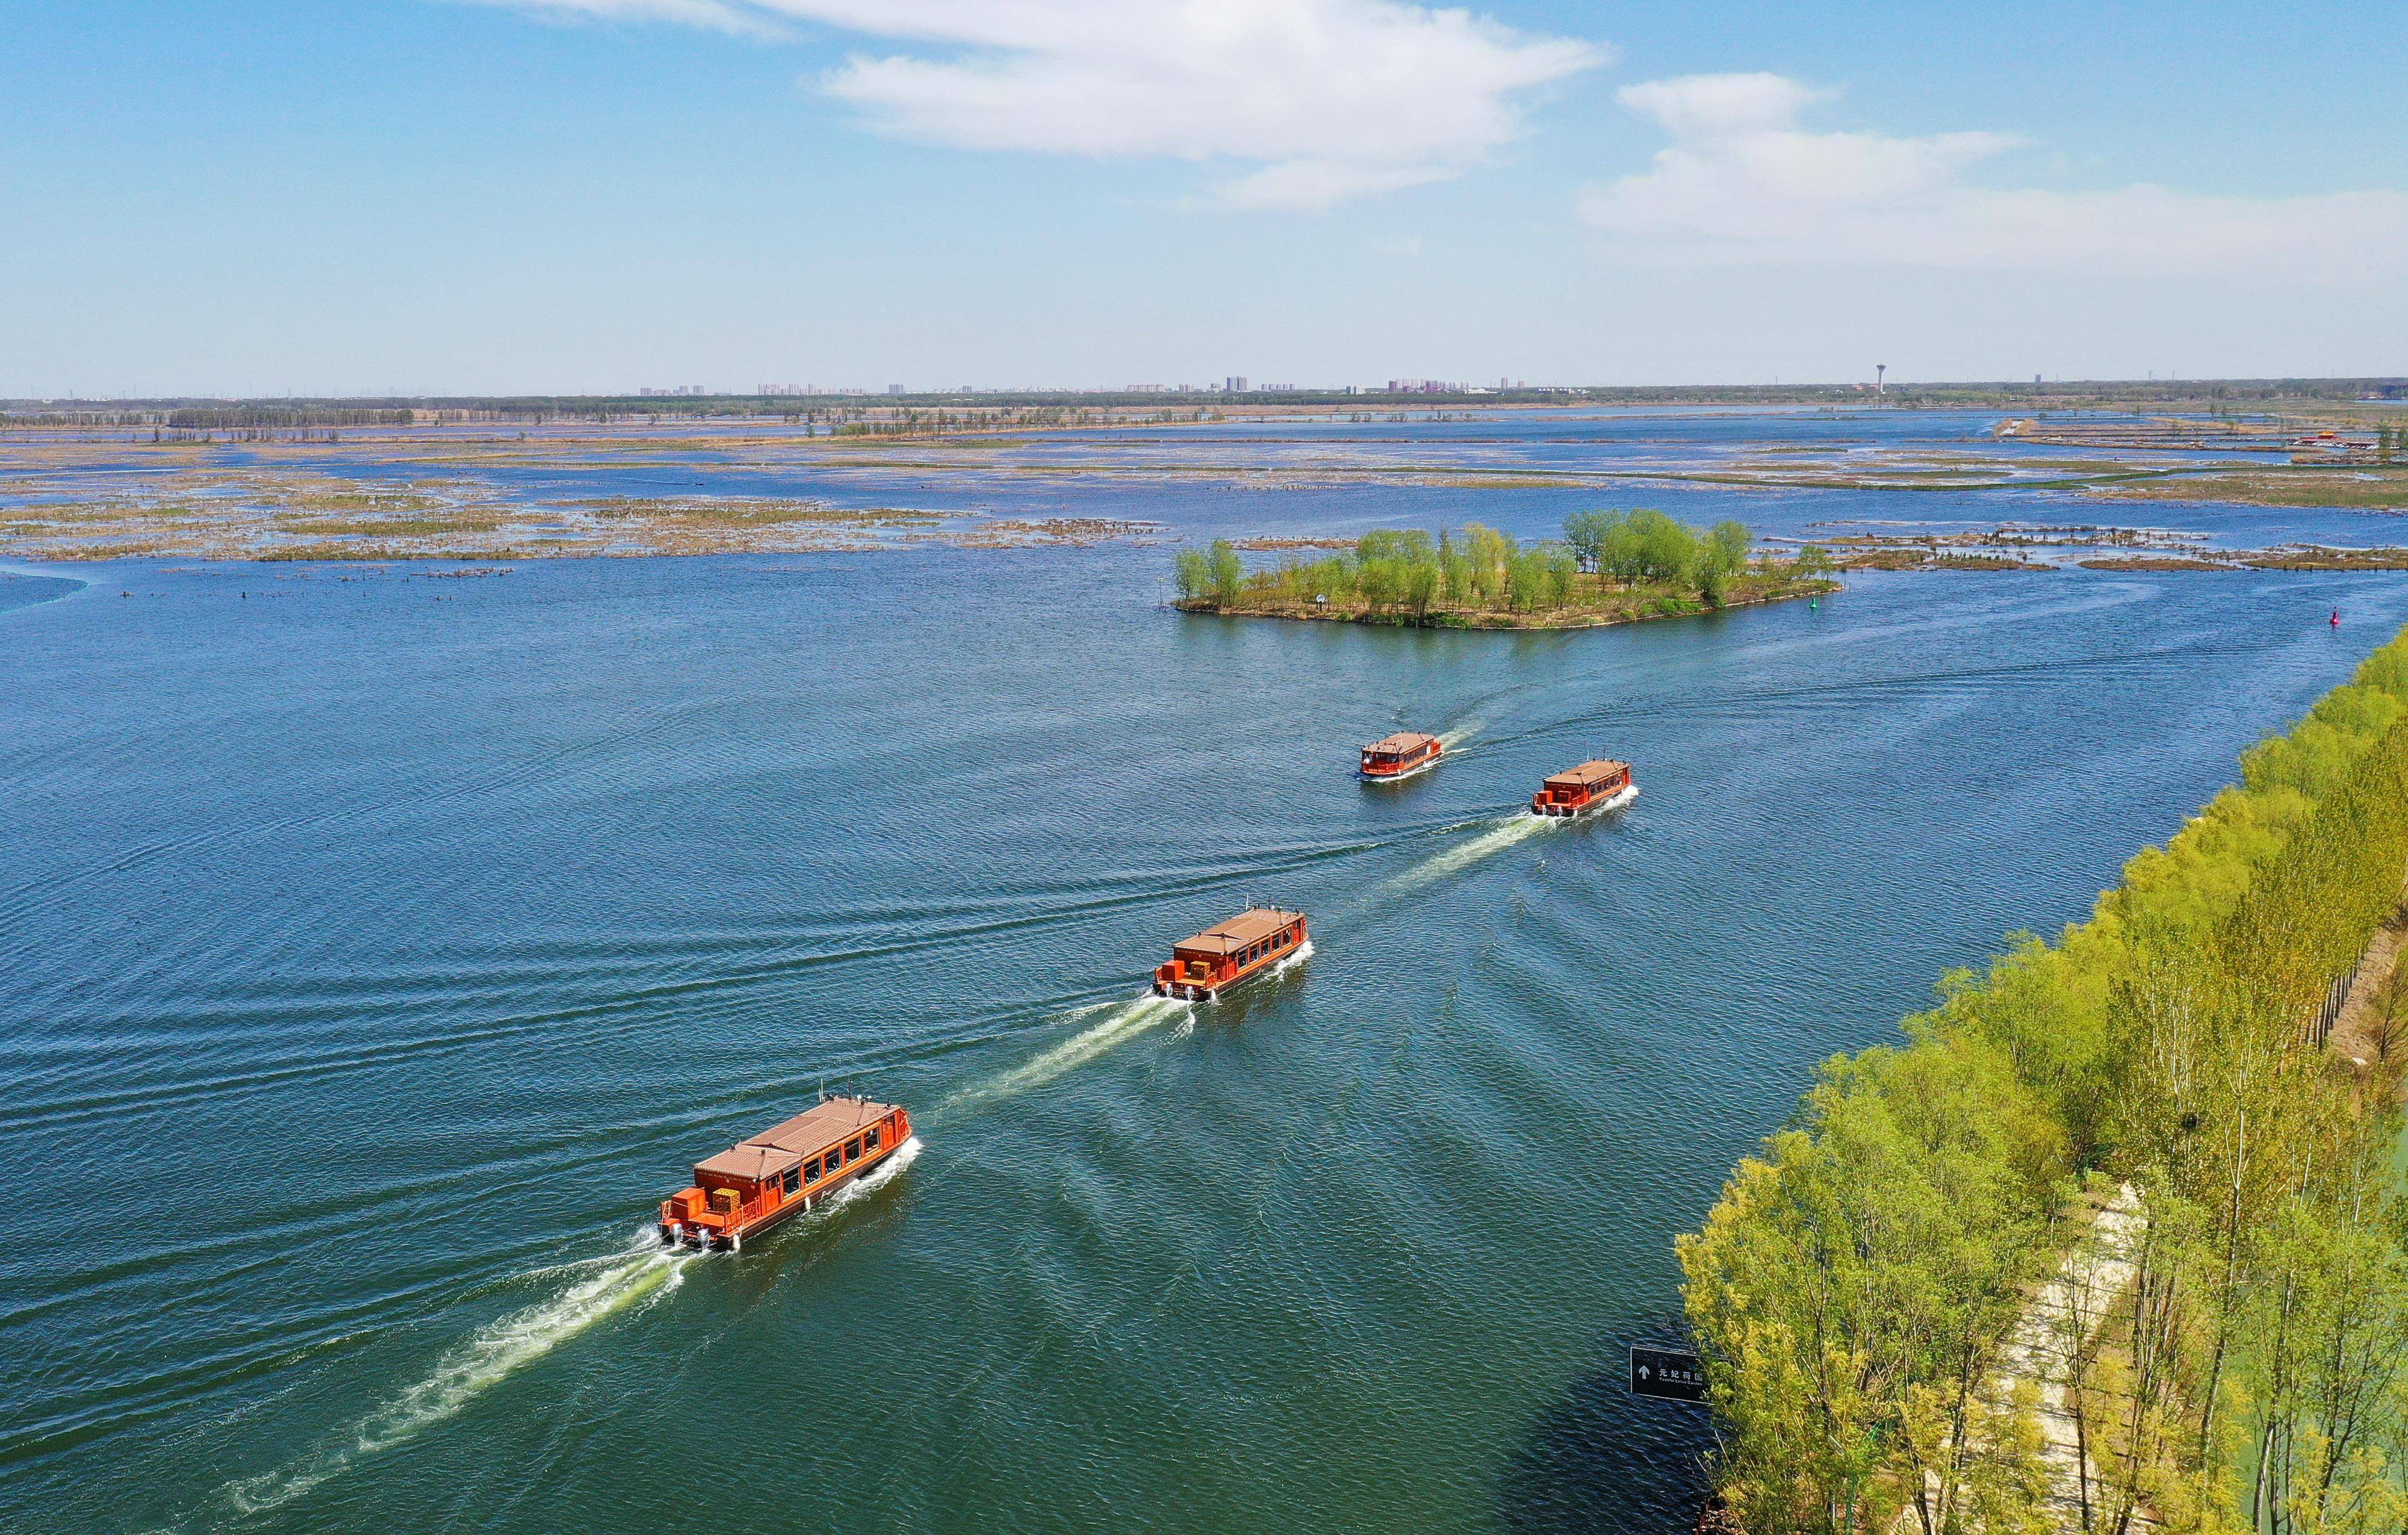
[1465, 523, 1515, 605]
[1565, 509, 1613, 572]
[1504, 545, 1552, 612]
[1174, 548, 1209, 601]
[1544, 544, 1577, 610]
[1207, 540, 1244, 606]
[1711, 519, 1754, 574]
[1438, 527, 1469, 603]
[1595, 509, 1702, 585]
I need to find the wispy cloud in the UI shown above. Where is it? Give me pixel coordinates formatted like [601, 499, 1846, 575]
[488, 0, 1605, 209]
[488, 0, 786, 40]
[1580, 72, 2408, 281]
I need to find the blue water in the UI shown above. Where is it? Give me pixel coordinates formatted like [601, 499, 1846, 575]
[3, 414, 2404, 1533]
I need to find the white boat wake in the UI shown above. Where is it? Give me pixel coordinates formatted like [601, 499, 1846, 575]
[948, 994, 1190, 1107]
[226, 1234, 695, 1515]
[222, 1137, 923, 1516]
[830, 1133, 922, 1206]
[953, 941, 1317, 1105]
[1384, 813, 1554, 895]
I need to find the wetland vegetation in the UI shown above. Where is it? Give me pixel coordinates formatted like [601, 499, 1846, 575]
[0, 459, 1158, 560]
[8, 397, 2408, 566]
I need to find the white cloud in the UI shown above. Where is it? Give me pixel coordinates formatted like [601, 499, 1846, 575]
[489, 0, 783, 39]
[1580, 72, 2408, 281]
[489, 0, 1604, 208]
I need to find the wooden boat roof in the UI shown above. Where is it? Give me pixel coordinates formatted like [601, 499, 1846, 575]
[1173, 907, 1304, 957]
[1545, 760, 1630, 789]
[1364, 731, 1439, 754]
[695, 1095, 898, 1180]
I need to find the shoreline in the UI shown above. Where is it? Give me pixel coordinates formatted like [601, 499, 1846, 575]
[1681, 624, 2408, 1528]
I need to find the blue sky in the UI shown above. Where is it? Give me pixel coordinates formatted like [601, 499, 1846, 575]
[4, 1, 2403, 396]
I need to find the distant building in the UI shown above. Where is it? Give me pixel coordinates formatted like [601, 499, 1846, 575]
[1128, 383, 1167, 393]
[887, 384, 906, 395]
[2290, 431, 2382, 464]
[638, 385, 710, 397]
[1226, 376, 1249, 392]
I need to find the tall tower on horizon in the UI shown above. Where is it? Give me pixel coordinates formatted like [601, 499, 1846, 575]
[1876, 364, 1887, 396]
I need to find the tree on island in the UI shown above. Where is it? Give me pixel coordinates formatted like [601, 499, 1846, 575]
[1566, 507, 1756, 605]
[1175, 541, 1247, 605]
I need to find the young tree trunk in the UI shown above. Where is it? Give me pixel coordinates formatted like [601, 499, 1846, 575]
[2197, 1105, 2249, 1465]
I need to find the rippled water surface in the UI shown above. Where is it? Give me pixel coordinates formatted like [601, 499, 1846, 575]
[5, 411, 2405, 1532]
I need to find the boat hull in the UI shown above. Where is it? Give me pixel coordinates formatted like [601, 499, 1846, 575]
[1359, 746, 1442, 783]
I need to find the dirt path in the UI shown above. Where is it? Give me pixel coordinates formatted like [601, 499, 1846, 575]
[2323, 911, 2408, 1073]
[1994, 1185, 2150, 1530]
[1887, 1185, 2150, 1534]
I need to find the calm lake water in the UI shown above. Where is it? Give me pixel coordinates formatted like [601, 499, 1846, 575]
[4, 411, 2404, 1532]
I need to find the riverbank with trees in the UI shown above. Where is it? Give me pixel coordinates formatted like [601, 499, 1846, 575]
[1682, 624, 2408, 1532]
[1171, 512, 1837, 630]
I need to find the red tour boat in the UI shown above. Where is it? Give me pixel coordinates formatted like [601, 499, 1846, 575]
[1531, 760, 1637, 817]
[1153, 907, 1309, 1002]
[659, 1095, 912, 1250]
[1359, 731, 1442, 782]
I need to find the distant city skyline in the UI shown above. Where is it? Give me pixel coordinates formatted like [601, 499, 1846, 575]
[3, 1, 2402, 397]
[26, 370, 2348, 406]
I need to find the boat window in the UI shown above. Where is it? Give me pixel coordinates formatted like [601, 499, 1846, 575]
[845, 1138, 861, 1163]
[805, 1158, 821, 1180]
[782, 1167, 801, 1195]
[864, 1127, 880, 1151]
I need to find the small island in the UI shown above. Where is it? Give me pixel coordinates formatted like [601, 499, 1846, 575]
[1172, 510, 1839, 630]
